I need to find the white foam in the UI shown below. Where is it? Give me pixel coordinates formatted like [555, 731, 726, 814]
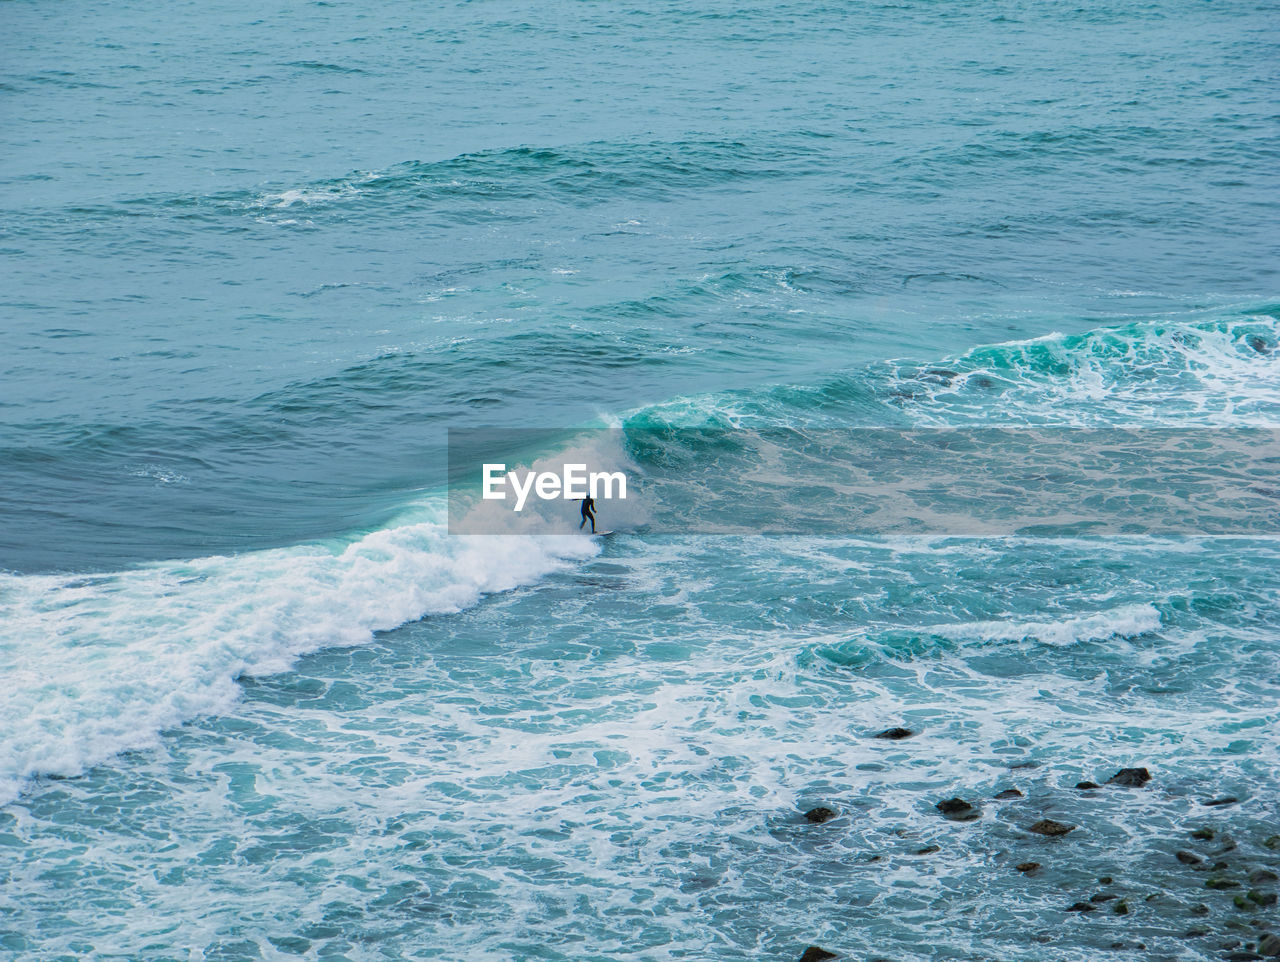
[252, 180, 367, 209]
[0, 503, 598, 804]
[932, 602, 1162, 647]
[128, 464, 190, 484]
[902, 312, 1280, 427]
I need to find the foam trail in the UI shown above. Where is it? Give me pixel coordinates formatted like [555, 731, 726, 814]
[932, 602, 1163, 647]
[0, 503, 597, 805]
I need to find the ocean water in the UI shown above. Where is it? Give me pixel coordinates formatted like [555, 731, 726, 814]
[2, 0, 1279, 959]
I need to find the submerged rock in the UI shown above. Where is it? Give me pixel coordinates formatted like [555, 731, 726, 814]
[1016, 862, 1041, 873]
[1192, 827, 1216, 841]
[936, 798, 979, 821]
[1028, 819, 1076, 837]
[1107, 767, 1151, 788]
[873, 727, 914, 740]
[1250, 870, 1279, 885]
[798, 947, 838, 962]
[1247, 334, 1274, 354]
[1258, 933, 1280, 956]
[1207, 877, 1241, 890]
[1066, 901, 1097, 912]
[1249, 890, 1278, 907]
[995, 788, 1024, 799]
[1113, 899, 1130, 915]
[1176, 850, 1205, 866]
[1204, 796, 1240, 807]
[1075, 781, 1100, 790]
[915, 845, 940, 855]
[1090, 893, 1118, 903]
[803, 807, 838, 825]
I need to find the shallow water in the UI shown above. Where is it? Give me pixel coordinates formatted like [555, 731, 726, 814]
[2, 0, 1279, 959]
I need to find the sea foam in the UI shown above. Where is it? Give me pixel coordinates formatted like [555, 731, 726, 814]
[0, 505, 598, 804]
[931, 602, 1163, 647]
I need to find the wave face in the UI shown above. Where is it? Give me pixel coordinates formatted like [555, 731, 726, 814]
[4, 0, 1280, 959]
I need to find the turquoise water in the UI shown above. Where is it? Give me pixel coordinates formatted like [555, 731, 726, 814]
[2, 0, 1279, 959]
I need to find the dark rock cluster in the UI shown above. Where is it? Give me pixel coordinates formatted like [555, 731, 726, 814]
[791, 755, 1279, 960]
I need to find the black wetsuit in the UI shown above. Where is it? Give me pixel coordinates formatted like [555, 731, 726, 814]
[579, 495, 596, 533]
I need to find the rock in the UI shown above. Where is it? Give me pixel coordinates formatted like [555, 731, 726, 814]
[915, 845, 940, 855]
[1235, 895, 1257, 911]
[1098, 876, 1113, 885]
[1107, 767, 1151, 788]
[1248, 891, 1278, 907]
[1090, 893, 1118, 903]
[873, 727, 914, 740]
[1247, 334, 1273, 354]
[798, 948, 838, 962]
[1028, 819, 1076, 837]
[1258, 933, 1280, 956]
[1250, 870, 1279, 885]
[1192, 828, 1216, 841]
[1207, 877, 1241, 890]
[1107, 941, 1144, 950]
[803, 807, 838, 825]
[936, 798, 979, 821]
[1184, 928, 1209, 937]
[1264, 836, 1280, 850]
[1066, 901, 1097, 912]
[1176, 851, 1205, 866]
[1205, 796, 1240, 807]
[995, 788, 1024, 799]
[1016, 862, 1040, 873]
[1225, 953, 1264, 962]
[1113, 899, 1129, 915]
[1076, 781, 1101, 790]
[1190, 903, 1211, 917]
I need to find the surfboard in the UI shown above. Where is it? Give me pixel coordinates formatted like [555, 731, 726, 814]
[590, 530, 614, 537]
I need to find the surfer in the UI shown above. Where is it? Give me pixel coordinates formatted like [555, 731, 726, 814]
[578, 494, 596, 533]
